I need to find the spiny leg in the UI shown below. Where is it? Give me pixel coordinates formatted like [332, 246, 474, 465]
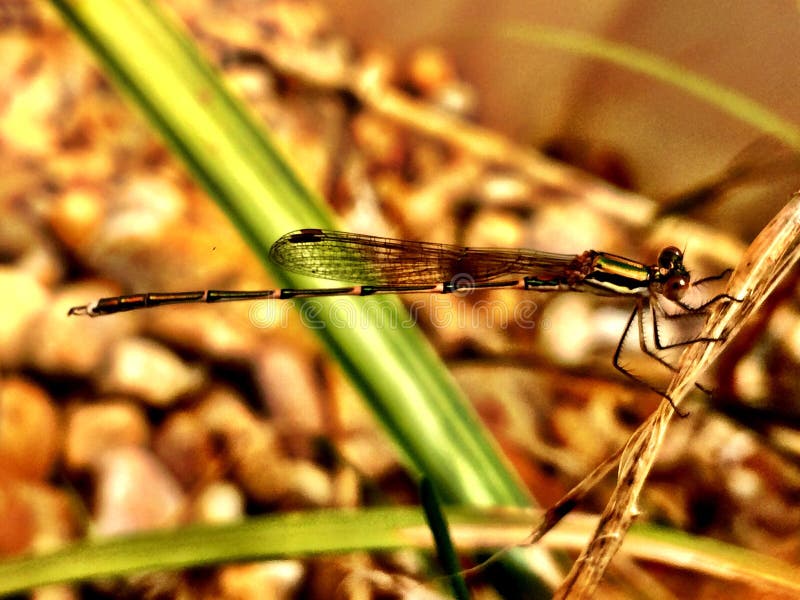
[642, 272, 743, 393]
[673, 267, 740, 315]
[642, 273, 743, 393]
[652, 291, 740, 351]
[645, 300, 714, 395]
[638, 298, 686, 371]
[673, 290, 741, 314]
[635, 299, 712, 394]
[647, 266, 740, 351]
[612, 301, 689, 417]
[691, 267, 734, 287]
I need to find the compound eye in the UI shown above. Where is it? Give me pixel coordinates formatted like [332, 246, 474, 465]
[663, 273, 690, 301]
[658, 246, 683, 270]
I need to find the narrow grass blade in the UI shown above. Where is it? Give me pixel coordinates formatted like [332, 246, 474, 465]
[46, 1, 530, 508]
[420, 478, 471, 600]
[499, 24, 800, 150]
[0, 506, 799, 596]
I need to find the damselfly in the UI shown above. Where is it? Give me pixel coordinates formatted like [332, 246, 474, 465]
[68, 229, 736, 413]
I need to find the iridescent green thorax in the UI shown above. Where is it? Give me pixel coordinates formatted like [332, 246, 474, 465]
[579, 252, 653, 296]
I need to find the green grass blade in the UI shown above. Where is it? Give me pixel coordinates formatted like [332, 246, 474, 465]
[499, 24, 800, 150]
[46, 0, 530, 509]
[419, 478, 471, 600]
[0, 507, 798, 596]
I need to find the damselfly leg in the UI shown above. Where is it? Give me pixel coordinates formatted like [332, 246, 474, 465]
[613, 268, 739, 416]
[649, 269, 739, 354]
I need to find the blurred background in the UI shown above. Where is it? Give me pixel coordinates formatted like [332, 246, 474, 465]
[2, 1, 800, 598]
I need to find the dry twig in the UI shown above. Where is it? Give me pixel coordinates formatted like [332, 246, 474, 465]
[555, 192, 800, 599]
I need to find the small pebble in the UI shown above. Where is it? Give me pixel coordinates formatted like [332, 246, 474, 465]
[330, 467, 360, 508]
[48, 187, 104, 255]
[0, 51, 60, 155]
[147, 304, 261, 361]
[254, 346, 323, 436]
[101, 176, 186, 247]
[196, 387, 291, 503]
[154, 410, 219, 488]
[92, 446, 185, 536]
[525, 202, 614, 255]
[31, 584, 78, 600]
[406, 46, 457, 95]
[358, 48, 396, 89]
[99, 337, 206, 407]
[431, 80, 477, 117]
[23, 281, 138, 377]
[0, 267, 49, 369]
[218, 561, 304, 600]
[539, 294, 595, 366]
[286, 461, 332, 507]
[0, 378, 60, 481]
[0, 478, 75, 556]
[193, 481, 245, 524]
[351, 112, 405, 169]
[338, 433, 399, 481]
[64, 400, 149, 471]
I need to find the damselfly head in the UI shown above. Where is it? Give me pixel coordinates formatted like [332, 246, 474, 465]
[656, 246, 691, 301]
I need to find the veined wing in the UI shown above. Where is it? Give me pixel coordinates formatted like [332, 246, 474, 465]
[269, 229, 577, 284]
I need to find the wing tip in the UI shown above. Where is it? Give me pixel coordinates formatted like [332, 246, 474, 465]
[270, 229, 327, 267]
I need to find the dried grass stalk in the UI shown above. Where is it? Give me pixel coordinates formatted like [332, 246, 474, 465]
[555, 192, 800, 599]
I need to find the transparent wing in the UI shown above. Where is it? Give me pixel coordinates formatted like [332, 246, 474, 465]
[269, 229, 577, 284]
